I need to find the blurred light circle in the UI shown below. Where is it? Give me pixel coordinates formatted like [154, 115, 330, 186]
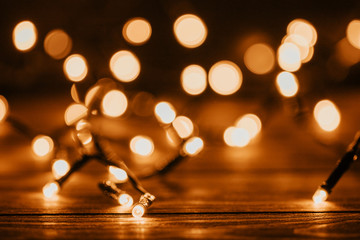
[173, 14, 207, 48]
[123, 17, 152, 45]
[209, 60, 242, 95]
[347, 19, 360, 49]
[277, 42, 301, 72]
[244, 43, 275, 75]
[63, 54, 88, 82]
[275, 71, 299, 97]
[44, 29, 72, 59]
[313, 100, 341, 132]
[110, 50, 140, 82]
[181, 64, 207, 95]
[13, 20, 37, 51]
[101, 90, 128, 118]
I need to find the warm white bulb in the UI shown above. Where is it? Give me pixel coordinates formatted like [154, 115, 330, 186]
[109, 50, 140, 82]
[275, 71, 299, 97]
[132, 204, 146, 219]
[313, 100, 341, 132]
[173, 14, 207, 48]
[13, 20, 37, 51]
[63, 54, 88, 82]
[129, 135, 154, 156]
[101, 90, 128, 118]
[52, 159, 70, 179]
[223, 127, 251, 147]
[118, 193, 134, 208]
[109, 166, 128, 182]
[235, 114, 262, 139]
[32, 135, 54, 157]
[172, 116, 194, 139]
[183, 137, 204, 156]
[42, 181, 60, 199]
[64, 103, 88, 126]
[312, 188, 328, 204]
[154, 102, 176, 124]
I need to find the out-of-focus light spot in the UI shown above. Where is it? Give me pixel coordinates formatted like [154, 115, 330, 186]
[287, 19, 317, 47]
[43, 181, 60, 199]
[346, 19, 360, 49]
[277, 42, 301, 72]
[302, 46, 314, 63]
[109, 166, 128, 182]
[76, 130, 93, 146]
[130, 135, 154, 156]
[123, 18, 152, 45]
[32, 135, 54, 157]
[314, 99, 341, 132]
[132, 204, 146, 218]
[101, 90, 128, 118]
[335, 38, 360, 67]
[154, 101, 176, 124]
[244, 43, 275, 75]
[84, 85, 101, 107]
[235, 114, 262, 139]
[118, 193, 133, 208]
[52, 159, 70, 179]
[13, 20, 37, 51]
[181, 64, 207, 95]
[0, 95, 9, 123]
[110, 50, 140, 82]
[183, 137, 204, 156]
[223, 127, 250, 147]
[172, 116, 194, 139]
[63, 54, 88, 82]
[208, 60, 242, 95]
[312, 188, 328, 204]
[44, 29, 72, 59]
[131, 92, 155, 117]
[64, 103, 88, 126]
[283, 34, 310, 62]
[275, 71, 299, 97]
[173, 14, 207, 48]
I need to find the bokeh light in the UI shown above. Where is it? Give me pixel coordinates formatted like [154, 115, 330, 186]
[313, 99, 341, 132]
[101, 90, 128, 118]
[109, 50, 140, 82]
[13, 20, 37, 51]
[0, 95, 9, 123]
[181, 64, 207, 95]
[244, 43, 275, 75]
[132, 204, 146, 218]
[172, 116, 194, 139]
[44, 29, 72, 59]
[277, 42, 301, 72]
[64, 103, 88, 126]
[109, 166, 128, 182]
[52, 159, 70, 179]
[42, 181, 60, 199]
[283, 34, 311, 62]
[154, 101, 176, 124]
[119, 193, 133, 208]
[208, 60, 242, 95]
[173, 14, 207, 48]
[275, 71, 299, 97]
[183, 137, 204, 156]
[287, 19, 317, 47]
[123, 17, 152, 45]
[223, 127, 251, 147]
[312, 188, 328, 204]
[63, 54, 88, 82]
[346, 19, 360, 49]
[235, 114, 262, 139]
[32, 135, 54, 157]
[130, 135, 154, 156]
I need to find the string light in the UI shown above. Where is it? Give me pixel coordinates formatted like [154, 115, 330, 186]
[129, 135, 154, 156]
[275, 71, 299, 97]
[181, 64, 207, 95]
[223, 126, 251, 147]
[244, 43, 275, 75]
[42, 181, 60, 199]
[183, 137, 204, 156]
[173, 14, 207, 48]
[64, 103, 88, 126]
[313, 100, 341, 132]
[277, 42, 301, 72]
[109, 166, 128, 182]
[101, 90, 128, 118]
[132, 193, 155, 219]
[44, 29, 72, 59]
[109, 50, 140, 82]
[208, 60, 242, 95]
[154, 101, 176, 124]
[13, 20, 37, 51]
[52, 159, 70, 179]
[235, 114, 262, 139]
[123, 17, 152, 45]
[172, 116, 194, 139]
[31, 135, 54, 158]
[63, 54, 88, 82]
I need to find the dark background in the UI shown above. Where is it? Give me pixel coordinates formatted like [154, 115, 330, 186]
[1, 0, 360, 97]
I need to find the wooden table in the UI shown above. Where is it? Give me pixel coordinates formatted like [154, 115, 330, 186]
[1, 92, 360, 239]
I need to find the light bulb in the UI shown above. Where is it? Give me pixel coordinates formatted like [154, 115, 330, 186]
[312, 188, 328, 204]
[275, 71, 299, 97]
[243, 43, 275, 75]
[123, 17, 152, 45]
[154, 101, 176, 124]
[235, 114, 262, 139]
[101, 90, 128, 118]
[0, 95, 9, 123]
[13, 20, 37, 51]
[181, 64, 207, 95]
[42, 181, 60, 199]
[223, 127, 251, 147]
[277, 42, 301, 72]
[173, 14, 207, 48]
[44, 29, 72, 59]
[172, 116, 194, 139]
[287, 19, 317, 47]
[52, 159, 70, 179]
[108, 166, 128, 182]
[118, 193, 134, 208]
[132, 204, 146, 219]
[32, 135, 54, 157]
[129, 135, 154, 156]
[64, 103, 88, 126]
[63, 54, 88, 82]
[183, 137, 204, 156]
[208, 60, 242, 95]
[313, 100, 341, 132]
[109, 50, 140, 82]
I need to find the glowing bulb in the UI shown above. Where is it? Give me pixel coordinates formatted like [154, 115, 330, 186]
[123, 18, 152, 45]
[154, 101, 176, 124]
[173, 14, 207, 48]
[64, 103, 88, 126]
[63, 54, 88, 82]
[101, 90, 128, 118]
[130, 135, 154, 156]
[312, 188, 328, 204]
[13, 20, 37, 51]
[347, 19, 360, 49]
[287, 19, 317, 47]
[277, 42, 301, 72]
[32, 135, 54, 157]
[181, 64, 207, 95]
[109, 50, 140, 82]
[132, 204, 146, 219]
[208, 60, 242, 95]
[275, 71, 299, 97]
[314, 100, 341, 132]
[52, 159, 70, 179]
[42, 181, 60, 199]
[0, 95, 9, 123]
[283, 34, 311, 62]
[244, 43, 275, 75]
[118, 193, 134, 208]
[172, 116, 194, 139]
[108, 166, 128, 182]
[44, 29, 72, 59]
[235, 114, 262, 139]
[84, 85, 101, 107]
[223, 127, 251, 147]
[183, 137, 204, 156]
